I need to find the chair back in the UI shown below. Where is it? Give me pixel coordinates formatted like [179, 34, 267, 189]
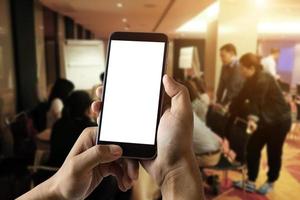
[9, 112, 36, 164]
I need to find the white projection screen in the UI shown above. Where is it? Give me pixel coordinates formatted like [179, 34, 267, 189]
[64, 40, 106, 89]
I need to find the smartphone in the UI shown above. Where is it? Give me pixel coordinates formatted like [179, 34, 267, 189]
[96, 32, 168, 159]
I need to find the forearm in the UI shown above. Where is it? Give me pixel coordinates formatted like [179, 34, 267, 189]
[161, 156, 205, 200]
[17, 176, 61, 200]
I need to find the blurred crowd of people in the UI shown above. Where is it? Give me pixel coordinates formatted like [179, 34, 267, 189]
[186, 44, 295, 195]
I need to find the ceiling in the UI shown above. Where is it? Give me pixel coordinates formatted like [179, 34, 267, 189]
[40, 0, 214, 39]
[256, 0, 300, 40]
[40, 0, 300, 40]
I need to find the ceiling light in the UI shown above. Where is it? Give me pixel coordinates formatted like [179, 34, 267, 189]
[116, 3, 123, 8]
[255, 0, 267, 7]
[122, 18, 127, 23]
[177, 21, 207, 33]
[176, 2, 219, 33]
[257, 21, 300, 34]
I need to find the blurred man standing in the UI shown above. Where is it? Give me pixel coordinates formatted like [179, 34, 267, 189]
[216, 43, 244, 106]
[261, 48, 280, 79]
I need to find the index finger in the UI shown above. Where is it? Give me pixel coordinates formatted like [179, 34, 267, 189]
[67, 127, 98, 158]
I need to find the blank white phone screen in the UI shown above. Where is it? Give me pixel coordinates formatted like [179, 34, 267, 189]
[99, 40, 165, 145]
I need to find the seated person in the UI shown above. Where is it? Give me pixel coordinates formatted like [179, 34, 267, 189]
[48, 90, 120, 200]
[184, 80, 236, 166]
[30, 79, 74, 141]
[193, 112, 222, 167]
[48, 91, 95, 167]
[187, 78, 210, 121]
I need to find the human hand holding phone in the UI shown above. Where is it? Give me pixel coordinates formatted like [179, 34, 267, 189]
[93, 75, 204, 200]
[97, 32, 168, 158]
[141, 75, 204, 199]
[18, 74, 204, 200]
[17, 127, 139, 200]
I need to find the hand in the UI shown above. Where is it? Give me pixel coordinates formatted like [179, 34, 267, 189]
[140, 75, 195, 184]
[91, 75, 204, 200]
[247, 119, 258, 134]
[18, 114, 138, 200]
[54, 127, 139, 199]
[212, 103, 226, 113]
[143, 75, 203, 199]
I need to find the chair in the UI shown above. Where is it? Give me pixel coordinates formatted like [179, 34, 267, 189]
[203, 154, 247, 188]
[9, 112, 37, 165]
[202, 117, 250, 193]
[27, 149, 59, 188]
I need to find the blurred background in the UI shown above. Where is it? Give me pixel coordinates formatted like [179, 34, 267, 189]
[0, 0, 300, 199]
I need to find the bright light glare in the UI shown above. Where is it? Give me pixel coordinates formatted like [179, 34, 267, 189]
[255, 0, 267, 7]
[176, 2, 219, 33]
[258, 22, 300, 34]
[116, 3, 123, 8]
[176, 0, 300, 35]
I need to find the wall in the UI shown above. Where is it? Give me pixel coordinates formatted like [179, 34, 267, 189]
[57, 15, 66, 78]
[258, 40, 300, 87]
[293, 44, 300, 87]
[214, 0, 258, 91]
[11, 0, 39, 111]
[204, 20, 217, 92]
[34, 0, 47, 101]
[166, 41, 174, 76]
[0, 0, 16, 117]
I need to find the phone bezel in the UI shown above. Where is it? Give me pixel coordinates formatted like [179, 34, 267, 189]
[96, 32, 168, 159]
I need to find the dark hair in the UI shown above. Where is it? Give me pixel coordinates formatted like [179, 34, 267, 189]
[270, 48, 280, 54]
[182, 80, 199, 102]
[63, 91, 92, 119]
[239, 53, 263, 72]
[189, 77, 206, 94]
[48, 79, 74, 109]
[100, 72, 105, 82]
[220, 43, 237, 55]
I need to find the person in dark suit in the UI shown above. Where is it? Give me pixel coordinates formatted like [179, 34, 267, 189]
[216, 43, 244, 106]
[230, 53, 291, 195]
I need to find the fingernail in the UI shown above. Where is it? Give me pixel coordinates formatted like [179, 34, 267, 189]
[110, 145, 122, 156]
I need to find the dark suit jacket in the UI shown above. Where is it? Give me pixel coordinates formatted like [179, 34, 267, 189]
[217, 60, 244, 105]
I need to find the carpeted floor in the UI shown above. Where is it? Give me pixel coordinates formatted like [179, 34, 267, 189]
[205, 123, 300, 200]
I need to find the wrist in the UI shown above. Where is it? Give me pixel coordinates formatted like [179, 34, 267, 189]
[17, 175, 62, 200]
[161, 155, 204, 200]
[37, 176, 62, 200]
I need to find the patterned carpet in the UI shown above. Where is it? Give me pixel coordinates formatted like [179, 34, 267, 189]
[205, 124, 300, 200]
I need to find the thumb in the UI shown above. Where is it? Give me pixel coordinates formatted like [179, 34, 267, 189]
[74, 145, 122, 172]
[162, 75, 191, 115]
